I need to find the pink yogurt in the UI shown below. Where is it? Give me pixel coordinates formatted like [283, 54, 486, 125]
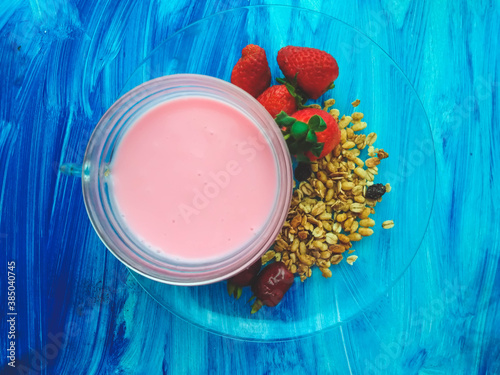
[111, 96, 278, 261]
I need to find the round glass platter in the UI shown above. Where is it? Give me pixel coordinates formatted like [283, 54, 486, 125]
[119, 5, 436, 341]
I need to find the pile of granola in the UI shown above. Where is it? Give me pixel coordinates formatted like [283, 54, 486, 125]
[262, 101, 393, 281]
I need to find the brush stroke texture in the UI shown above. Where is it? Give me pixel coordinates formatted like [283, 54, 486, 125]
[0, 0, 499, 374]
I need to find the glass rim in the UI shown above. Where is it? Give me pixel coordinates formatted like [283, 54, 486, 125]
[81, 74, 293, 285]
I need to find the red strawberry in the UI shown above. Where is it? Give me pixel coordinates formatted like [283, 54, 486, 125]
[291, 108, 340, 160]
[231, 44, 271, 98]
[229, 258, 262, 287]
[227, 258, 262, 300]
[250, 262, 294, 313]
[257, 85, 297, 118]
[277, 46, 339, 99]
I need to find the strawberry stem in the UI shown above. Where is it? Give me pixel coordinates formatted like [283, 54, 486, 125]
[227, 282, 235, 297]
[276, 76, 309, 109]
[250, 299, 264, 314]
[227, 281, 244, 299]
[275, 111, 325, 159]
[235, 287, 243, 300]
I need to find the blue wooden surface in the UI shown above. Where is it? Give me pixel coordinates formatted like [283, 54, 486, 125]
[0, 0, 499, 374]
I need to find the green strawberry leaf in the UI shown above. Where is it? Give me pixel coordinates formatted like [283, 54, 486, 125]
[295, 141, 310, 153]
[290, 121, 308, 140]
[311, 142, 324, 157]
[277, 76, 309, 107]
[285, 136, 295, 146]
[327, 81, 335, 90]
[295, 154, 311, 163]
[250, 299, 264, 314]
[306, 130, 318, 144]
[235, 287, 242, 300]
[276, 77, 288, 85]
[308, 115, 327, 132]
[275, 111, 296, 128]
[288, 141, 300, 155]
[227, 282, 235, 297]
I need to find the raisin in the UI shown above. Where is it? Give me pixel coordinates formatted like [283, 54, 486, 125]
[365, 184, 386, 200]
[294, 163, 312, 182]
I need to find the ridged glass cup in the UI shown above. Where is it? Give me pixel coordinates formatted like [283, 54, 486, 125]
[66, 74, 293, 285]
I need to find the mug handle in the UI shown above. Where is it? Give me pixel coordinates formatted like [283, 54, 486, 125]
[59, 163, 82, 177]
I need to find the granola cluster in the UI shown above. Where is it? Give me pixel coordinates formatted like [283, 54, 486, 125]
[262, 101, 393, 281]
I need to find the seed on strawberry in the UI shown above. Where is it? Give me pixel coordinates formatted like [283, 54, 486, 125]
[231, 44, 271, 98]
[250, 261, 294, 313]
[257, 85, 297, 118]
[277, 46, 339, 99]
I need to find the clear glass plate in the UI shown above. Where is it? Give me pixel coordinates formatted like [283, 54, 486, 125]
[120, 5, 435, 341]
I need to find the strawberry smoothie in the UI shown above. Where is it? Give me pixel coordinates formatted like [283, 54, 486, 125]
[110, 96, 278, 261]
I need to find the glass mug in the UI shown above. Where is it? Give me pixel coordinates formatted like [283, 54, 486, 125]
[60, 74, 293, 285]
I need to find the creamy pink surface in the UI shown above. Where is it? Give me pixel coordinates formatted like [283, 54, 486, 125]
[111, 96, 278, 260]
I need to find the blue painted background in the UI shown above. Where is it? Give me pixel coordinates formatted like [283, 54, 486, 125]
[0, 0, 499, 374]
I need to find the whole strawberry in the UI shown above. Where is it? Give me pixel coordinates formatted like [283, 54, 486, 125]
[275, 108, 340, 161]
[227, 258, 262, 299]
[231, 44, 271, 98]
[277, 46, 339, 99]
[250, 261, 294, 313]
[291, 108, 340, 160]
[257, 85, 297, 118]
